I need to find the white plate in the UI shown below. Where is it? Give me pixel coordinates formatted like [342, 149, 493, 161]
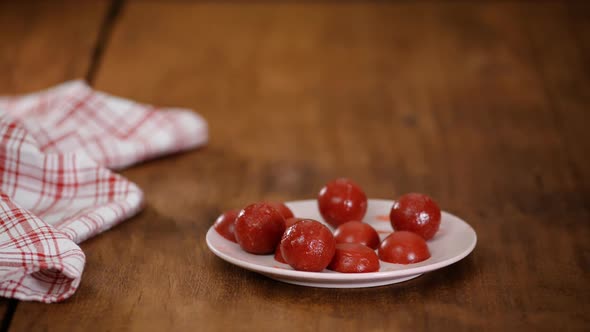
[206, 199, 477, 288]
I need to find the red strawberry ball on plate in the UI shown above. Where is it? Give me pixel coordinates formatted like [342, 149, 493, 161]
[390, 193, 441, 240]
[213, 209, 240, 242]
[318, 178, 368, 228]
[280, 219, 336, 272]
[333, 221, 380, 250]
[378, 231, 431, 264]
[328, 243, 380, 273]
[274, 217, 306, 263]
[284, 217, 305, 228]
[263, 201, 295, 220]
[235, 203, 286, 254]
[274, 245, 288, 264]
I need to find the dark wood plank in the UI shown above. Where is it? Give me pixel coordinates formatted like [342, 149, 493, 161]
[7, 1, 590, 331]
[0, 1, 110, 93]
[0, 302, 7, 331]
[418, 3, 590, 329]
[0, 300, 16, 332]
[0, 0, 109, 328]
[522, 2, 590, 195]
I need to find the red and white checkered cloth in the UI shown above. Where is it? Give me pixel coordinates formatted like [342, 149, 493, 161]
[0, 81, 207, 303]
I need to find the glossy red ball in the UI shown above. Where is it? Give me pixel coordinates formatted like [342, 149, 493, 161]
[235, 203, 286, 254]
[390, 193, 441, 240]
[318, 178, 368, 228]
[263, 201, 295, 220]
[213, 209, 239, 243]
[333, 221, 380, 250]
[328, 243, 380, 273]
[280, 219, 336, 272]
[274, 217, 305, 263]
[378, 231, 431, 264]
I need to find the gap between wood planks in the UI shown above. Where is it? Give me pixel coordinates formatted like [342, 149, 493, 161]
[0, 300, 17, 332]
[86, 0, 125, 84]
[0, 1, 124, 331]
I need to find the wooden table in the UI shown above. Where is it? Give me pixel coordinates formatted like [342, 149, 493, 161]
[1, 1, 588, 331]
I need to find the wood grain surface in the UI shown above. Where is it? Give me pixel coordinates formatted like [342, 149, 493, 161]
[0, 1, 109, 92]
[1, 1, 589, 331]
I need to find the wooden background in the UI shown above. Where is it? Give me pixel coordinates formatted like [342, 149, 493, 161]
[0, 1, 588, 331]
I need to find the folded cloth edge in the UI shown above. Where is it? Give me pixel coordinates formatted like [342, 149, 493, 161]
[0, 80, 208, 302]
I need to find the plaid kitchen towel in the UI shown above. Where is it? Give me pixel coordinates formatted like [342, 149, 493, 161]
[0, 81, 207, 302]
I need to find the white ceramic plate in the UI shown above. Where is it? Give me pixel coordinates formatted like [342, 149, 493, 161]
[206, 199, 477, 288]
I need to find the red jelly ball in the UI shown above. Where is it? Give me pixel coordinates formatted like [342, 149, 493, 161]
[264, 201, 295, 220]
[318, 178, 368, 228]
[390, 193, 441, 240]
[235, 203, 286, 254]
[213, 209, 239, 242]
[280, 219, 336, 272]
[274, 245, 288, 264]
[333, 221, 380, 250]
[274, 217, 305, 263]
[378, 231, 431, 264]
[328, 243, 380, 273]
[284, 217, 305, 227]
